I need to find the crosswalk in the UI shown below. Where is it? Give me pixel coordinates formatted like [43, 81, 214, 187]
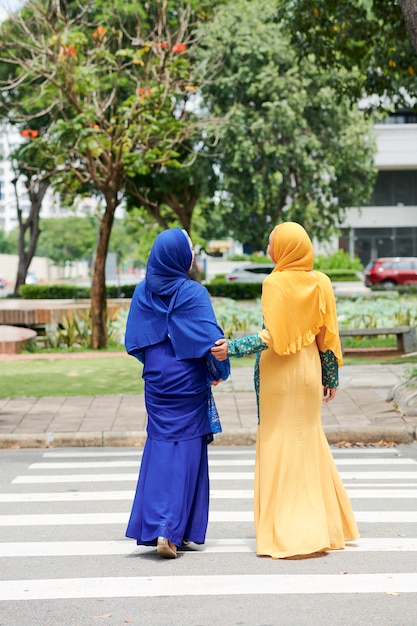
[1, 446, 417, 609]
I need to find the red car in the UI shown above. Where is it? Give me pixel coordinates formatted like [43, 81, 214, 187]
[364, 257, 417, 289]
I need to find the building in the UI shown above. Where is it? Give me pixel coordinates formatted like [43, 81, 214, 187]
[338, 112, 417, 267]
[0, 125, 62, 233]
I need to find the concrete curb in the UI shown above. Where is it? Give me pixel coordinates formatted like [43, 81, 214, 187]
[0, 426, 416, 449]
[324, 425, 417, 445]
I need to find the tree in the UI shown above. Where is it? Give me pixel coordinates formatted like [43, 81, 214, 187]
[7, 133, 61, 294]
[0, 0, 218, 347]
[0, 229, 16, 254]
[196, 0, 377, 251]
[279, 0, 417, 110]
[13, 174, 50, 292]
[400, 0, 417, 55]
[125, 142, 219, 234]
[36, 216, 98, 267]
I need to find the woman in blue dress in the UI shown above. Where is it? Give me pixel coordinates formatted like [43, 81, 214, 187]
[125, 228, 230, 559]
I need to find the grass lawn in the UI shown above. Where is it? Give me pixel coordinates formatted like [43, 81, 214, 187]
[1, 349, 416, 398]
[0, 355, 144, 398]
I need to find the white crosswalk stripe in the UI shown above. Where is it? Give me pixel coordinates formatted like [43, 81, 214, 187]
[1, 445, 417, 609]
[2, 573, 417, 601]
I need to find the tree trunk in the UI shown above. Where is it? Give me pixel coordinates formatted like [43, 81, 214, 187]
[399, 0, 417, 54]
[90, 202, 117, 349]
[14, 178, 50, 296]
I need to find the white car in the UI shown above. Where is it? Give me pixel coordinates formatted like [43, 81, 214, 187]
[225, 264, 275, 283]
[25, 271, 38, 284]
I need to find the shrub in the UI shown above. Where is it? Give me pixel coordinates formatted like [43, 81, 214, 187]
[314, 249, 363, 272]
[18, 283, 138, 299]
[206, 281, 262, 299]
[319, 269, 361, 282]
[19, 284, 91, 299]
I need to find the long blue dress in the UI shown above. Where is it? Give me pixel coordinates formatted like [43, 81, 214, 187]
[124, 228, 229, 549]
[125, 337, 214, 547]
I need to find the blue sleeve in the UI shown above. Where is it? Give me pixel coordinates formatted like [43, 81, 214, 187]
[206, 352, 230, 382]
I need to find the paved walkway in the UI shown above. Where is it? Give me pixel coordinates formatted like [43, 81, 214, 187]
[1, 362, 417, 448]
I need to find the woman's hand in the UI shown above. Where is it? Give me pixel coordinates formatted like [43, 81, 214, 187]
[323, 387, 337, 402]
[210, 337, 228, 361]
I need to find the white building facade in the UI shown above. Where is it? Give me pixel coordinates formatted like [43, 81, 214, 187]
[338, 113, 417, 266]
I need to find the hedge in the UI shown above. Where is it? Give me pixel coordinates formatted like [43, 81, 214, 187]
[17, 270, 360, 302]
[18, 283, 138, 300]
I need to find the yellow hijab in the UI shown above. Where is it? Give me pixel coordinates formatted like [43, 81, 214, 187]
[262, 222, 343, 364]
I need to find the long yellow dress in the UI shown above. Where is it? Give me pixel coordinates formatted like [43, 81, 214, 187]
[254, 339, 359, 559]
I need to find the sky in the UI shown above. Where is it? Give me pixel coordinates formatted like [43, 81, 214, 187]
[0, 0, 23, 22]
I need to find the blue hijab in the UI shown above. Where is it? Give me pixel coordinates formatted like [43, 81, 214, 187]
[125, 228, 226, 360]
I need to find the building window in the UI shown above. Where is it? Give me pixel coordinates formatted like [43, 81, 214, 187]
[368, 170, 417, 206]
[340, 227, 417, 266]
[381, 110, 417, 124]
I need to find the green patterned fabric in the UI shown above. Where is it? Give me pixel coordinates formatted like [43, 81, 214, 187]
[227, 334, 268, 423]
[226, 333, 269, 358]
[319, 349, 339, 388]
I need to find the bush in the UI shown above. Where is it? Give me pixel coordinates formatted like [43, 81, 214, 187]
[206, 281, 262, 299]
[397, 285, 417, 295]
[319, 269, 361, 282]
[18, 283, 138, 299]
[19, 284, 92, 299]
[314, 249, 363, 272]
[227, 253, 271, 263]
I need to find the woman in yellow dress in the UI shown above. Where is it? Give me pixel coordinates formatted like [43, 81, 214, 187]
[212, 221, 359, 559]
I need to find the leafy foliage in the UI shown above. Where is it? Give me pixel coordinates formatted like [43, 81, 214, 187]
[35, 216, 97, 265]
[314, 249, 363, 271]
[0, 0, 223, 347]
[197, 0, 377, 251]
[278, 0, 417, 110]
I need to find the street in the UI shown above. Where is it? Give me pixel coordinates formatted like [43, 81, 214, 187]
[1, 445, 417, 625]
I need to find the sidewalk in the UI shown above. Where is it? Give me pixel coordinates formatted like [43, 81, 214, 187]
[1, 363, 417, 448]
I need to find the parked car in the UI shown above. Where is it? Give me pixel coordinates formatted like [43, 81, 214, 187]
[364, 257, 417, 289]
[25, 271, 38, 285]
[225, 264, 275, 283]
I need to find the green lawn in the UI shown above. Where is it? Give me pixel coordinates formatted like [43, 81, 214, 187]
[0, 355, 144, 398]
[2, 350, 416, 398]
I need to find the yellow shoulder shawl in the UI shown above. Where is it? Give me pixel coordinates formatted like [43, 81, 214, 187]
[262, 222, 343, 365]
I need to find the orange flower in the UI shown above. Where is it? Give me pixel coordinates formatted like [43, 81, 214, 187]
[172, 42, 187, 54]
[20, 129, 39, 139]
[154, 42, 169, 49]
[93, 26, 107, 40]
[137, 87, 153, 96]
[61, 45, 76, 58]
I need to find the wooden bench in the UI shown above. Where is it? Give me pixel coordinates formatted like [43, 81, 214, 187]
[0, 325, 37, 354]
[339, 326, 417, 354]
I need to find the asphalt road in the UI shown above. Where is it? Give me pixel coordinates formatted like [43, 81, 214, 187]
[1, 444, 417, 625]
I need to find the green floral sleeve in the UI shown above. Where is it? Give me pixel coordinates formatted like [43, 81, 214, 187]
[227, 334, 269, 358]
[319, 349, 339, 388]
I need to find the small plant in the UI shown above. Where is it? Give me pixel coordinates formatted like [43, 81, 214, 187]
[44, 309, 124, 349]
[212, 298, 263, 338]
[314, 249, 363, 272]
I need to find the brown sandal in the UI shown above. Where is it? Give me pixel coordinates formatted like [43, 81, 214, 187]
[157, 536, 177, 559]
